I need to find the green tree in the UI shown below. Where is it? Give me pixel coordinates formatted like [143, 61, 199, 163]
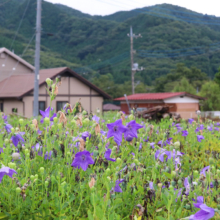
[199, 81, 220, 111]
[214, 67, 220, 87]
[173, 77, 196, 94]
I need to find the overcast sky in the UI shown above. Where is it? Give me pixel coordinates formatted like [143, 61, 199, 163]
[45, 0, 220, 16]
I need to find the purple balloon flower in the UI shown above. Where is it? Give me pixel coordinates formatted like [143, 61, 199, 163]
[104, 148, 116, 162]
[92, 115, 100, 123]
[0, 167, 17, 183]
[107, 119, 126, 145]
[188, 118, 194, 124]
[124, 120, 143, 139]
[189, 204, 215, 220]
[32, 143, 43, 156]
[71, 151, 94, 171]
[184, 177, 190, 195]
[11, 132, 25, 147]
[200, 166, 210, 177]
[150, 142, 155, 149]
[0, 148, 3, 154]
[125, 135, 133, 142]
[182, 130, 188, 137]
[81, 131, 91, 142]
[114, 179, 124, 193]
[2, 114, 8, 123]
[149, 181, 154, 190]
[5, 124, 12, 133]
[44, 151, 52, 160]
[197, 135, 205, 142]
[40, 107, 57, 123]
[155, 149, 171, 162]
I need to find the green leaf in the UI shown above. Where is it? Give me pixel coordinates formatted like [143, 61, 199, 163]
[87, 210, 93, 220]
[163, 172, 172, 179]
[0, 213, 8, 219]
[156, 217, 167, 220]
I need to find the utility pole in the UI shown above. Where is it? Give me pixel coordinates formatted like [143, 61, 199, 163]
[127, 26, 142, 94]
[33, 0, 42, 117]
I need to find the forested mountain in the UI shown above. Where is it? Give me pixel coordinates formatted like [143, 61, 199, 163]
[1, 0, 220, 98]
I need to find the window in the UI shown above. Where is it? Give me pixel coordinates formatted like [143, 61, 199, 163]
[12, 108, 18, 113]
[0, 103, 3, 112]
[57, 101, 68, 112]
[39, 101, 45, 114]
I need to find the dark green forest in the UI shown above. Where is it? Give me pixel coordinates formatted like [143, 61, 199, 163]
[1, 0, 220, 108]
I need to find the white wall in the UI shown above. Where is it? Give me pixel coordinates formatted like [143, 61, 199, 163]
[164, 96, 199, 103]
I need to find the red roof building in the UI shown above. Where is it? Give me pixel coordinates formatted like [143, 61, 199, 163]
[114, 92, 205, 119]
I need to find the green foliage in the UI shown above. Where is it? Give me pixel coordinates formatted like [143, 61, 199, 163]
[173, 77, 196, 94]
[154, 63, 208, 92]
[199, 81, 220, 110]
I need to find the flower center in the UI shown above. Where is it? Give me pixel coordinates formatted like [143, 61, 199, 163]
[127, 125, 132, 130]
[81, 155, 86, 161]
[113, 126, 118, 132]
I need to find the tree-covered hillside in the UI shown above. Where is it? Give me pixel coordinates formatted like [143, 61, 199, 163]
[1, 0, 220, 98]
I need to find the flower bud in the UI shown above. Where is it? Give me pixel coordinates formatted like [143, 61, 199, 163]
[4, 138, 9, 144]
[185, 204, 191, 210]
[61, 181, 66, 187]
[25, 149, 29, 154]
[16, 187, 21, 194]
[35, 174, 38, 180]
[171, 181, 176, 186]
[71, 120, 76, 125]
[83, 118, 90, 125]
[11, 127, 15, 133]
[45, 181, 49, 187]
[107, 176, 111, 181]
[193, 170, 199, 176]
[12, 152, 20, 160]
[174, 141, 180, 148]
[44, 117, 50, 124]
[46, 78, 52, 86]
[16, 127, 19, 131]
[171, 171, 176, 178]
[19, 119, 23, 124]
[30, 175, 35, 181]
[82, 110, 87, 115]
[217, 204, 220, 210]
[178, 179, 182, 185]
[53, 117, 58, 123]
[116, 158, 121, 163]
[40, 167, 44, 174]
[128, 114, 134, 120]
[58, 123, 62, 129]
[106, 168, 110, 174]
[157, 183, 162, 188]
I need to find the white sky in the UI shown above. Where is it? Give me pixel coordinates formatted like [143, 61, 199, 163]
[45, 0, 220, 16]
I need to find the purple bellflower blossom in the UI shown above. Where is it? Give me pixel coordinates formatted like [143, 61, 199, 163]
[40, 107, 57, 123]
[104, 148, 116, 162]
[149, 182, 154, 190]
[2, 114, 8, 123]
[32, 143, 43, 156]
[139, 143, 142, 151]
[71, 151, 94, 171]
[189, 202, 215, 220]
[184, 177, 190, 195]
[107, 119, 126, 146]
[150, 142, 155, 149]
[157, 140, 166, 148]
[0, 167, 17, 183]
[125, 135, 133, 142]
[44, 151, 52, 160]
[81, 131, 91, 142]
[92, 115, 100, 123]
[143, 136, 149, 142]
[11, 132, 25, 147]
[155, 149, 171, 162]
[182, 130, 188, 137]
[114, 179, 124, 193]
[5, 124, 12, 133]
[0, 148, 3, 154]
[197, 135, 205, 142]
[188, 118, 194, 124]
[124, 120, 143, 139]
[215, 122, 220, 126]
[200, 166, 210, 177]
[166, 138, 173, 145]
[207, 125, 213, 131]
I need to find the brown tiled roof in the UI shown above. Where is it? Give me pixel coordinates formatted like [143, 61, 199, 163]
[0, 67, 111, 99]
[103, 104, 120, 111]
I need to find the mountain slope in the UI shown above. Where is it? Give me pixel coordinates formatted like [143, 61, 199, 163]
[1, 0, 220, 96]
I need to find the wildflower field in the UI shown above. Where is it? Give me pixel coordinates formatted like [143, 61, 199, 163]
[1, 81, 220, 220]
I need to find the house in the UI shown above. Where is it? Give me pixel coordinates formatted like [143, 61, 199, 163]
[114, 92, 205, 119]
[0, 48, 111, 117]
[103, 103, 121, 111]
[0, 47, 35, 82]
